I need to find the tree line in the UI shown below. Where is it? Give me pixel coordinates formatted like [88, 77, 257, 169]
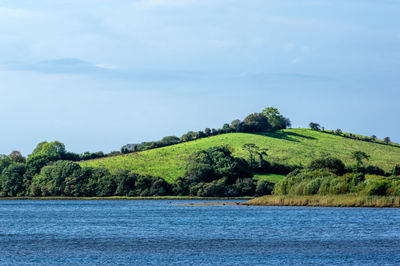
[121, 107, 291, 153]
[309, 122, 395, 146]
[0, 142, 283, 197]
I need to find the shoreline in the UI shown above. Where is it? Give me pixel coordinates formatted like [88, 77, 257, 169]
[0, 196, 254, 201]
[242, 195, 400, 208]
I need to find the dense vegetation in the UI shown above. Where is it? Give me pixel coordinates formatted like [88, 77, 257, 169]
[273, 156, 400, 197]
[81, 129, 400, 182]
[1, 106, 400, 199]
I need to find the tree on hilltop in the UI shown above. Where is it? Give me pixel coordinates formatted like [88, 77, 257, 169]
[309, 122, 321, 131]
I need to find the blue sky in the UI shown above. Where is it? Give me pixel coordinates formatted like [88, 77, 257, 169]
[1, 0, 399, 155]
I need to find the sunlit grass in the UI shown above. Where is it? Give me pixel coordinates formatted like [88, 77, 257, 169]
[80, 128, 400, 183]
[253, 174, 286, 183]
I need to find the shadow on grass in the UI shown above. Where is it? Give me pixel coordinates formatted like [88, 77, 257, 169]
[257, 131, 316, 142]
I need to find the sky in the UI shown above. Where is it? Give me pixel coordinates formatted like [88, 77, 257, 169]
[0, 0, 399, 155]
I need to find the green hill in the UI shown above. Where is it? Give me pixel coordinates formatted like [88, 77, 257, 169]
[79, 129, 400, 183]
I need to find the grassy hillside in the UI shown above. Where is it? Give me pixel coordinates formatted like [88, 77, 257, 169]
[79, 129, 400, 183]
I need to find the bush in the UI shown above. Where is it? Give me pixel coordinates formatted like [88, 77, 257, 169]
[387, 181, 400, 196]
[308, 157, 345, 174]
[303, 178, 322, 195]
[362, 179, 389, 196]
[1, 163, 26, 196]
[255, 180, 274, 196]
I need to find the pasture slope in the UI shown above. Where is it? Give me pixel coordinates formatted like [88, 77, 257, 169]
[80, 129, 400, 183]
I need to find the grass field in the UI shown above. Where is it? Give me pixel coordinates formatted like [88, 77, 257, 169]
[80, 129, 400, 183]
[253, 174, 286, 183]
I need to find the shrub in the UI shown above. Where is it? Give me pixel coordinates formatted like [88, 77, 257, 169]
[362, 179, 389, 196]
[308, 157, 345, 174]
[255, 180, 274, 196]
[303, 178, 322, 195]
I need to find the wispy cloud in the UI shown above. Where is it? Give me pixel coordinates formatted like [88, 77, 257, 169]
[135, 0, 211, 8]
[1, 58, 111, 75]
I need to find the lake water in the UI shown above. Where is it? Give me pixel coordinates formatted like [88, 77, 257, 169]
[0, 200, 399, 265]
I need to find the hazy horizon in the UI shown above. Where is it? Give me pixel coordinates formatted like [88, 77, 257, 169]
[1, 0, 399, 155]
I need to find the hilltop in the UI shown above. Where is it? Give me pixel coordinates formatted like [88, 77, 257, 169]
[79, 128, 400, 183]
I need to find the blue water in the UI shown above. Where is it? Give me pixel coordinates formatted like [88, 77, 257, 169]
[0, 200, 399, 265]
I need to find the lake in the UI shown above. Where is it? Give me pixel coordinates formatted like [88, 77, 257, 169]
[0, 200, 399, 265]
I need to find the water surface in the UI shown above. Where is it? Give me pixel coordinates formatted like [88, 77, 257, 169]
[0, 200, 399, 265]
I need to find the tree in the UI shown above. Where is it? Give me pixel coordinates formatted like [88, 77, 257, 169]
[0, 155, 13, 174]
[1, 163, 26, 196]
[255, 180, 274, 196]
[230, 119, 241, 132]
[308, 157, 345, 174]
[8, 151, 26, 163]
[25, 154, 54, 178]
[29, 141, 66, 160]
[242, 113, 271, 133]
[371, 135, 377, 141]
[204, 128, 211, 136]
[351, 151, 370, 167]
[181, 131, 196, 142]
[160, 136, 180, 145]
[335, 129, 342, 135]
[31, 161, 82, 196]
[309, 122, 321, 131]
[262, 107, 291, 131]
[242, 144, 258, 168]
[384, 137, 391, 145]
[222, 123, 231, 133]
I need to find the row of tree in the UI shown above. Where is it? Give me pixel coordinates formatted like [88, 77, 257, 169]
[0, 144, 274, 197]
[1, 139, 400, 198]
[122, 107, 291, 153]
[309, 122, 393, 146]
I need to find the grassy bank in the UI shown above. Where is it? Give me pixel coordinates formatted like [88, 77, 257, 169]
[243, 195, 400, 207]
[0, 196, 254, 201]
[80, 129, 400, 183]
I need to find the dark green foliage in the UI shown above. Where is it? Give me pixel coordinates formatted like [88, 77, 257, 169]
[119, 106, 290, 154]
[161, 136, 180, 145]
[32, 161, 82, 196]
[308, 157, 345, 174]
[255, 179, 274, 196]
[230, 119, 241, 132]
[0, 155, 13, 174]
[309, 122, 321, 131]
[25, 154, 54, 178]
[185, 146, 252, 184]
[262, 107, 291, 131]
[273, 164, 398, 197]
[8, 151, 26, 163]
[181, 131, 196, 142]
[180, 146, 254, 197]
[362, 179, 389, 196]
[364, 165, 386, 176]
[242, 113, 271, 133]
[1, 163, 26, 196]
